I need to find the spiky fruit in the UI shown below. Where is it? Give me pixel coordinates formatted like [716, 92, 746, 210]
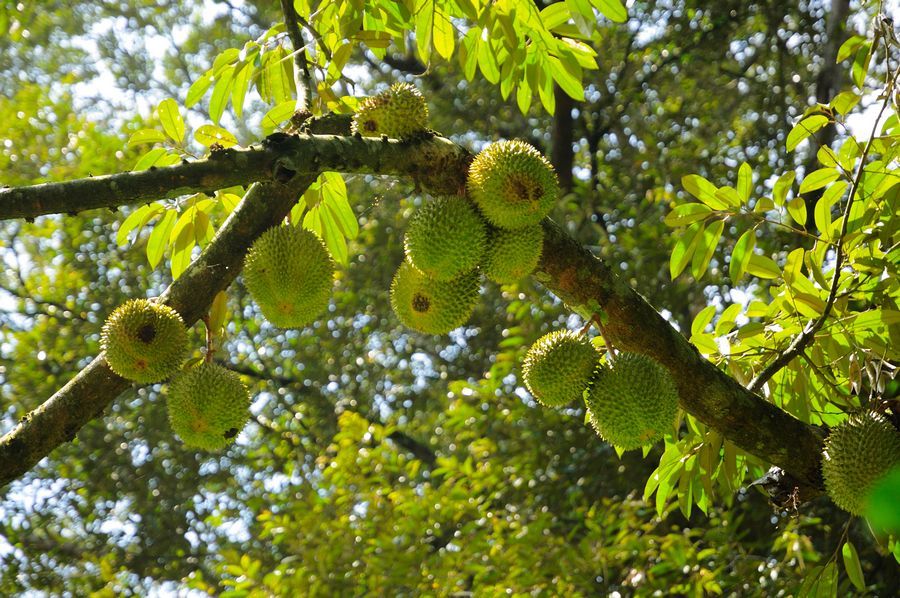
[351, 82, 429, 138]
[243, 225, 335, 329]
[390, 262, 479, 334]
[101, 299, 189, 383]
[167, 362, 251, 451]
[482, 224, 544, 284]
[467, 140, 559, 229]
[404, 196, 487, 281]
[586, 352, 679, 451]
[522, 330, 598, 407]
[822, 412, 900, 515]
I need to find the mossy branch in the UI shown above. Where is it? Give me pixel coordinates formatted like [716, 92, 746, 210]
[0, 133, 469, 221]
[0, 132, 826, 501]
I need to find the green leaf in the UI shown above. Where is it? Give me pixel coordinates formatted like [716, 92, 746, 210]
[147, 209, 177, 269]
[207, 291, 229, 338]
[786, 115, 829, 152]
[831, 91, 860, 116]
[157, 98, 185, 144]
[814, 181, 847, 240]
[730, 228, 756, 283]
[170, 220, 195, 280]
[664, 203, 712, 227]
[773, 171, 795, 206]
[787, 197, 807, 226]
[133, 148, 168, 171]
[847, 309, 900, 331]
[414, 0, 434, 63]
[548, 55, 584, 101]
[186, 70, 215, 107]
[231, 61, 253, 119]
[261, 101, 297, 135]
[540, 3, 572, 29]
[799, 168, 841, 193]
[116, 204, 154, 246]
[852, 43, 872, 88]
[195, 125, 239, 148]
[737, 162, 752, 202]
[841, 542, 865, 591]
[209, 64, 236, 125]
[591, 0, 627, 23]
[690, 333, 717, 356]
[476, 39, 500, 84]
[836, 35, 866, 63]
[691, 219, 724, 279]
[714, 186, 742, 209]
[864, 466, 900, 532]
[691, 305, 716, 336]
[669, 221, 704, 280]
[432, 3, 454, 60]
[127, 129, 167, 147]
[746, 254, 781, 279]
[682, 174, 728, 209]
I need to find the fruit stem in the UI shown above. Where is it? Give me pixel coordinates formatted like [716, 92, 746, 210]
[202, 315, 216, 363]
[581, 313, 617, 364]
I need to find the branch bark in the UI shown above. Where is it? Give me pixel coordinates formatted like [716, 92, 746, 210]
[0, 133, 470, 221]
[0, 133, 827, 499]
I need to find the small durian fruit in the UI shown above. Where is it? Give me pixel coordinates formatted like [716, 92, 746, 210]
[467, 140, 559, 229]
[822, 412, 900, 515]
[482, 224, 544, 284]
[404, 196, 487, 281]
[522, 330, 599, 407]
[243, 225, 335, 329]
[101, 299, 189, 383]
[167, 362, 251, 451]
[390, 261, 479, 334]
[351, 82, 429, 138]
[586, 352, 679, 451]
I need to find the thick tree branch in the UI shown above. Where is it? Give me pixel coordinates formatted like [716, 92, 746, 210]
[0, 134, 470, 221]
[0, 133, 827, 502]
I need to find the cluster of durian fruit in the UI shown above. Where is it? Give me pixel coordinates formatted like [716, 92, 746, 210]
[523, 330, 681, 451]
[101, 299, 250, 451]
[349, 83, 555, 334]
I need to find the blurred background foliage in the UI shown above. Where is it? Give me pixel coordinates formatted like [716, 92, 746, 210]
[0, 0, 897, 595]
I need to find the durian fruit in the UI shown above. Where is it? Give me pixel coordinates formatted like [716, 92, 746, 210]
[390, 261, 480, 334]
[821, 412, 900, 515]
[522, 330, 599, 407]
[101, 299, 189, 383]
[404, 196, 487, 281]
[167, 362, 251, 451]
[351, 82, 429, 138]
[482, 224, 544, 284]
[467, 140, 559, 229]
[243, 225, 335, 329]
[586, 352, 679, 450]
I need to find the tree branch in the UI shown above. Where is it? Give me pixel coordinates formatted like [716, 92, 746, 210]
[0, 132, 827, 502]
[0, 133, 470, 221]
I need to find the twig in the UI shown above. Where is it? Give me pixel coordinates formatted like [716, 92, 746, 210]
[279, 0, 313, 110]
[748, 66, 897, 393]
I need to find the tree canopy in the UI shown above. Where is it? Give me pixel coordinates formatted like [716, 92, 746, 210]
[0, 0, 898, 595]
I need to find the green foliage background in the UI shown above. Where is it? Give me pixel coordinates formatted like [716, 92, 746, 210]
[0, 1, 897, 595]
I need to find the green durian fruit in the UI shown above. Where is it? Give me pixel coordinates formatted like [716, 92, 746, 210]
[467, 140, 559, 229]
[482, 224, 544, 284]
[822, 412, 900, 515]
[390, 261, 480, 334]
[522, 330, 599, 407]
[243, 225, 335, 329]
[351, 82, 429, 138]
[167, 362, 251, 451]
[404, 196, 487, 281]
[586, 352, 679, 451]
[101, 298, 189, 383]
